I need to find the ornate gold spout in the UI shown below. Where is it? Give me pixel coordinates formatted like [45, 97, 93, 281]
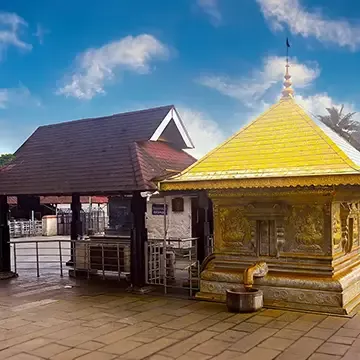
[243, 262, 268, 290]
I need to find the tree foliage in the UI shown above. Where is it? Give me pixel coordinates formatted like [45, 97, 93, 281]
[317, 105, 360, 150]
[0, 154, 15, 167]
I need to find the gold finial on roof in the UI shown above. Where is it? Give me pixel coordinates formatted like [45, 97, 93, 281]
[281, 38, 294, 99]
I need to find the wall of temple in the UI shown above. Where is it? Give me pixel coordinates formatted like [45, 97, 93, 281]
[331, 201, 360, 276]
[146, 195, 192, 242]
[213, 198, 331, 256]
[197, 188, 360, 314]
[209, 190, 334, 276]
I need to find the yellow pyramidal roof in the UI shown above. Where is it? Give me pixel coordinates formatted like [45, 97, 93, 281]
[161, 97, 360, 190]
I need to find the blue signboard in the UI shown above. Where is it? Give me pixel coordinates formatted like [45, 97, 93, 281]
[152, 204, 168, 215]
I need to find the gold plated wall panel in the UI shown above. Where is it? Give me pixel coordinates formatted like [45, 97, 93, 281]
[212, 193, 331, 259]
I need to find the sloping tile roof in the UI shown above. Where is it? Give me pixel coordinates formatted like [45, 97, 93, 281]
[0, 105, 186, 195]
[7, 196, 109, 205]
[162, 97, 360, 190]
[132, 141, 196, 189]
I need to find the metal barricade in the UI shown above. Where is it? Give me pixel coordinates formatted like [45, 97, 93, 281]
[145, 237, 200, 297]
[10, 238, 131, 280]
[9, 220, 43, 238]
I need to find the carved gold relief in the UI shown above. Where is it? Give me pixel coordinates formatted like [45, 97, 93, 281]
[218, 206, 253, 253]
[339, 202, 360, 254]
[286, 205, 324, 253]
[332, 203, 341, 252]
[349, 202, 359, 250]
[276, 222, 285, 257]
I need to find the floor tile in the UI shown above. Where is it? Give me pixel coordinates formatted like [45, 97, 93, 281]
[238, 346, 280, 360]
[258, 336, 294, 351]
[100, 339, 142, 355]
[75, 351, 117, 360]
[29, 343, 70, 358]
[306, 327, 337, 340]
[50, 348, 90, 360]
[177, 351, 212, 360]
[211, 350, 244, 359]
[6, 354, 44, 360]
[214, 330, 248, 343]
[123, 337, 177, 359]
[308, 354, 342, 360]
[232, 322, 262, 333]
[316, 342, 351, 356]
[274, 328, 305, 340]
[317, 317, 349, 330]
[230, 327, 277, 353]
[327, 335, 355, 345]
[265, 320, 289, 329]
[193, 339, 231, 356]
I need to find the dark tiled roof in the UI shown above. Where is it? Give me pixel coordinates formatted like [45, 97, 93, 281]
[133, 141, 196, 188]
[0, 105, 180, 195]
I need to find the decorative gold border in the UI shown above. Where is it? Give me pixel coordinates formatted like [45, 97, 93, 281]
[208, 187, 335, 198]
[160, 174, 360, 191]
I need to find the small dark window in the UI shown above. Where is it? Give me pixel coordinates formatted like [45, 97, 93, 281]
[172, 197, 184, 212]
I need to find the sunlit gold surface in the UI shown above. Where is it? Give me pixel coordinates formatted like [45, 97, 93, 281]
[243, 261, 268, 289]
[197, 188, 360, 314]
[161, 98, 360, 191]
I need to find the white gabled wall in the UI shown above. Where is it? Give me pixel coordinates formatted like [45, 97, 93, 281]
[146, 195, 192, 241]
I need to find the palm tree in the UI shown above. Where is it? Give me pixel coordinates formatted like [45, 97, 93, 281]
[317, 105, 360, 150]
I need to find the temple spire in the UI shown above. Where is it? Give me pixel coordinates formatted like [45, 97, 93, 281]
[281, 37, 294, 99]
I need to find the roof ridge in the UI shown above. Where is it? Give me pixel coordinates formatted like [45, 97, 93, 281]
[294, 102, 360, 172]
[129, 142, 148, 190]
[39, 104, 174, 129]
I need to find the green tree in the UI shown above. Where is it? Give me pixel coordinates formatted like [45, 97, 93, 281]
[317, 105, 360, 150]
[0, 154, 15, 167]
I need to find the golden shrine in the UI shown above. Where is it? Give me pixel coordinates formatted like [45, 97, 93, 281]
[161, 62, 360, 315]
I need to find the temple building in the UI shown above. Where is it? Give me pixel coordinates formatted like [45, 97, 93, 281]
[161, 62, 360, 315]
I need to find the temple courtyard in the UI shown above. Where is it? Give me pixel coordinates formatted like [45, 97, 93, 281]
[0, 276, 360, 360]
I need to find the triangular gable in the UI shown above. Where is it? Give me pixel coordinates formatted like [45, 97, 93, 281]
[150, 107, 194, 149]
[164, 98, 360, 184]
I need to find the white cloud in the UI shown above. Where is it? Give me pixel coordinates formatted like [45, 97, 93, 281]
[197, 0, 222, 26]
[0, 12, 31, 54]
[296, 93, 360, 121]
[57, 34, 170, 100]
[178, 107, 226, 159]
[0, 86, 41, 109]
[198, 56, 319, 108]
[257, 0, 360, 50]
[33, 23, 49, 45]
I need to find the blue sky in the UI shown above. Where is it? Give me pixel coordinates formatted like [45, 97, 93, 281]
[1, 0, 360, 157]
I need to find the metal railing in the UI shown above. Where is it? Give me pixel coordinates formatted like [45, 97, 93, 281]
[9, 220, 43, 238]
[10, 236, 202, 297]
[10, 238, 130, 280]
[145, 237, 200, 297]
[57, 211, 108, 236]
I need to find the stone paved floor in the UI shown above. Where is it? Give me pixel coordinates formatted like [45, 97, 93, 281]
[1, 275, 360, 359]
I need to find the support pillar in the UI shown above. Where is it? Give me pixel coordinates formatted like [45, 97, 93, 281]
[0, 195, 11, 273]
[130, 191, 147, 289]
[67, 194, 82, 266]
[197, 191, 210, 263]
